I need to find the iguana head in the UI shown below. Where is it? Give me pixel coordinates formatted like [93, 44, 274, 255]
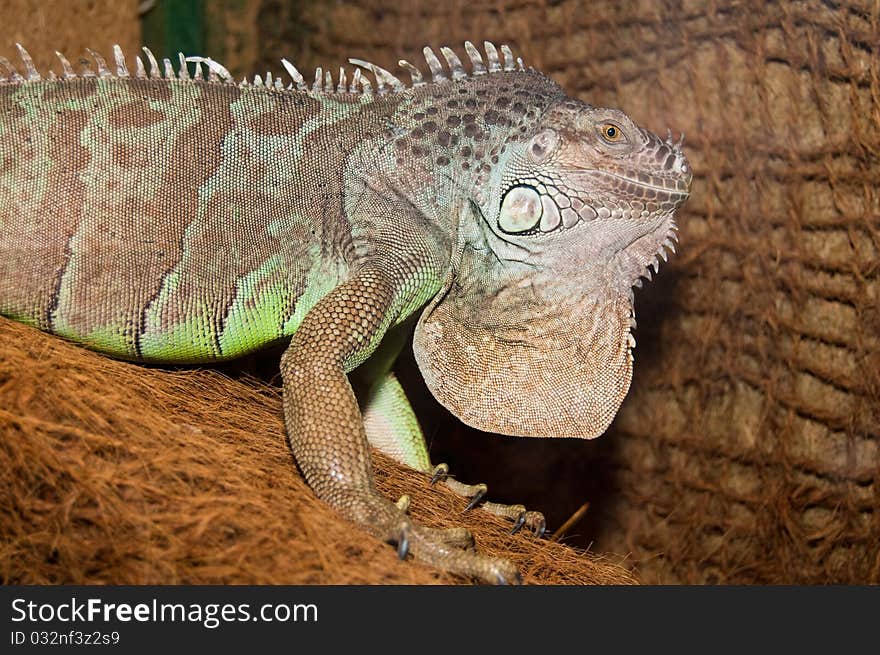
[414, 95, 691, 439]
[493, 100, 690, 285]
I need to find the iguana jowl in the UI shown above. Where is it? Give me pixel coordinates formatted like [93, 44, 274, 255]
[0, 42, 690, 583]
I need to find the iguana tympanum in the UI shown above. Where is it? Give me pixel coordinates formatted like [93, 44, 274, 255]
[0, 42, 690, 583]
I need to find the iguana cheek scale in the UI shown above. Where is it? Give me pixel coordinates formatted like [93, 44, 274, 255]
[0, 42, 691, 583]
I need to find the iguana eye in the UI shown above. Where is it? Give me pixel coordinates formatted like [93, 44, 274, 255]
[600, 123, 625, 143]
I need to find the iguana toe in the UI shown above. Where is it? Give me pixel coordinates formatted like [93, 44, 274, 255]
[352, 490, 514, 582]
[430, 526, 476, 550]
[395, 494, 411, 512]
[490, 561, 523, 585]
[430, 463, 449, 485]
[510, 510, 547, 538]
[463, 484, 488, 511]
[387, 521, 519, 584]
[431, 468, 546, 536]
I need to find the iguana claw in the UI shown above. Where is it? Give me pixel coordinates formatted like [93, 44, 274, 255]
[430, 463, 449, 485]
[464, 485, 488, 512]
[510, 510, 546, 538]
[510, 512, 526, 535]
[386, 512, 519, 583]
[431, 467, 545, 534]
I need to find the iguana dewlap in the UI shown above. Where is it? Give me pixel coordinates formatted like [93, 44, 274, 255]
[0, 42, 690, 583]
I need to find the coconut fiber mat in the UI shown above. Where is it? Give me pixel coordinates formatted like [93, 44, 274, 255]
[0, 318, 635, 585]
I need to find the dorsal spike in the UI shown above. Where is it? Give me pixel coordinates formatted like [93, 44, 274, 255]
[16, 44, 40, 81]
[312, 67, 322, 92]
[265, 71, 273, 86]
[422, 47, 447, 82]
[337, 67, 347, 93]
[440, 47, 466, 80]
[464, 41, 486, 74]
[142, 47, 161, 79]
[162, 58, 174, 79]
[56, 51, 76, 79]
[358, 72, 373, 96]
[517, 57, 525, 71]
[192, 60, 204, 80]
[348, 58, 404, 94]
[87, 48, 112, 77]
[483, 41, 501, 72]
[281, 58, 306, 90]
[325, 69, 333, 92]
[186, 56, 233, 82]
[349, 68, 361, 93]
[398, 59, 424, 86]
[135, 55, 147, 79]
[274, 77, 283, 90]
[500, 44, 515, 71]
[177, 53, 190, 80]
[0, 56, 23, 83]
[253, 74, 264, 87]
[112, 44, 128, 77]
[239, 76, 248, 87]
[46, 70, 57, 81]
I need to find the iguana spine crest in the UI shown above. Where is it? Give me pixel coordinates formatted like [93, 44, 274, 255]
[0, 41, 527, 98]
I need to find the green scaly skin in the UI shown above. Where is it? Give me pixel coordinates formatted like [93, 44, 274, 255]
[0, 42, 691, 583]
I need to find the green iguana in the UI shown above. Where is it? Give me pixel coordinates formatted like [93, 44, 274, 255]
[0, 41, 690, 583]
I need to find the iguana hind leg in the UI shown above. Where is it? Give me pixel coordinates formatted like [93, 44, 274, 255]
[354, 336, 546, 538]
[280, 267, 519, 584]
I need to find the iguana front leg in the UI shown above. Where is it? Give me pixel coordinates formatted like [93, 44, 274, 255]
[280, 266, 520, 584]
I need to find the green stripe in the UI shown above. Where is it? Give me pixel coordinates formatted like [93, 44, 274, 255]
[217, 256, 290, 358]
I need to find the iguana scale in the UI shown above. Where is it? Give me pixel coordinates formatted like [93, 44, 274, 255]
[0, 42, 691, 583]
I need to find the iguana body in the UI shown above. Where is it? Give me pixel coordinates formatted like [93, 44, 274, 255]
[0, 42, 690, 583]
